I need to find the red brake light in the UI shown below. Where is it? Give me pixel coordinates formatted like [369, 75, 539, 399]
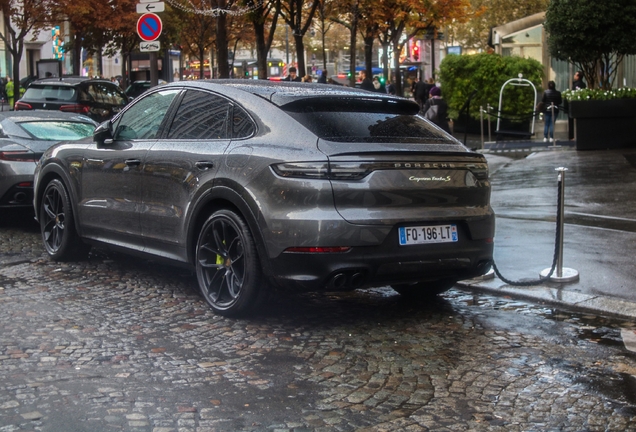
[60, 104, 90, 114]
[284, 247, 351, 253]
[0, 151, 37, 162]
[14, 101, 32, 110]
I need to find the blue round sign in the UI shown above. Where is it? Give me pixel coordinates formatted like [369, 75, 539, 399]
[137, 13, 162, 42]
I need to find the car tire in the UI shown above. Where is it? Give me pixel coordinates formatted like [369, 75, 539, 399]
[40, 179, 90, 261]
[195, 209, 264, 317]
[391, 278, 457, 299]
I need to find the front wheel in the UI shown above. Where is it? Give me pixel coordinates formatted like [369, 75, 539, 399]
[391, 278, 457, 299]
[195, 209, 264, 317]
[40, 179, 90, 261]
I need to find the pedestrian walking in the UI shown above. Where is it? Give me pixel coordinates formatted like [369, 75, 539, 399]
[541, 80, 562, 142]
[358, 70, 375, 91]
[5, 77, 14, 110]
[413, 77, 429, 111]
[284, 67, 302, 82]
[568, 71, 586, 140]
[421, 86, 450, 134]
[386, 79, 396, 95]
[372, 76, 385, 93]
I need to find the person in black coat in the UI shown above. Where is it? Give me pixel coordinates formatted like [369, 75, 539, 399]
[358, 70, 375, 91]
[568, 71, 586, 140]
[413, 77, 429, 111]
[422, 86, 450, 134]
[284, 67, 302, 82]
[541, 81, 562, 142]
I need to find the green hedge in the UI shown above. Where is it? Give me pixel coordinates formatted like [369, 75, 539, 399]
[439, 53, 544, 120]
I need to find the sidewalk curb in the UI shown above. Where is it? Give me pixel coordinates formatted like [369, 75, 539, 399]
[457, 280, 636, 321]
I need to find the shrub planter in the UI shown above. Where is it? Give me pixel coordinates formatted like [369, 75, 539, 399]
[569, 99, 636, 150]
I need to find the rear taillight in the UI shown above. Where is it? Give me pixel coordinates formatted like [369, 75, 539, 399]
[60, 104, 90, 114]
[14, 101, 32, 110]
[467, 163, 489, 180]
[284, 247, 351, 253]
[0, 151, 37, 162]
[272, 161, 489, 181]
[271, 162, 370, 180]
[272, 162, 329, 179]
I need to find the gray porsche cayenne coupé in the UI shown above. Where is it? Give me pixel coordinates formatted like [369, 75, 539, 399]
[33, 80, 494, 316]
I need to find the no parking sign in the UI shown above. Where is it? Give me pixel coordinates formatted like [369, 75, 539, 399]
[137, 13, 162, 42]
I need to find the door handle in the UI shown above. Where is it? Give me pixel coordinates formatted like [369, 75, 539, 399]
[195, 161, 214, 170]
[125, 159, 141, 166]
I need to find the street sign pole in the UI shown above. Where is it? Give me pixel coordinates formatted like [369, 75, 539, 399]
[136, 12, 163, 86]
[150, 52, 159, 87]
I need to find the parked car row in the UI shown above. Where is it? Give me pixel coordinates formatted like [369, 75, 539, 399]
[0, 111, 98, 209]
[26, 80, 494, 317]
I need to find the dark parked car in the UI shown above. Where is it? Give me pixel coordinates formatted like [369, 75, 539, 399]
[15, 77, 130, 123]
[33, 80, 494, 316]
[0, 111, 97, 208]
[125, 80, 167, 99]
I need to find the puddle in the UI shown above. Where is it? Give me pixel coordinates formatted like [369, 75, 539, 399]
[448, 289, 635, 350]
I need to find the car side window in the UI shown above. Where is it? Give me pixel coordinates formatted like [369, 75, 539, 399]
[232, 105, 256, 138]
[167, 90, 230, 140]
[113, 89, 180, 140]
[86, 84, 100, 102]
[98, 83, 128, 106]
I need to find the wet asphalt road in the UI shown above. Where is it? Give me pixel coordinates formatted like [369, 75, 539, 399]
[2, 209, 636, 431]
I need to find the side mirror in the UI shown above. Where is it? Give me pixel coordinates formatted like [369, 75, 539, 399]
[93, 120, 114, 146]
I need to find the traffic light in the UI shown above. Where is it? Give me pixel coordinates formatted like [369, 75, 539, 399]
[412, 44, 420, 62]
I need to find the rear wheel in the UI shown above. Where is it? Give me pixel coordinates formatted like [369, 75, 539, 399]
[195, 209, 264, 317]
[391, 278, 457, 299]
[40, 179, 90, 261]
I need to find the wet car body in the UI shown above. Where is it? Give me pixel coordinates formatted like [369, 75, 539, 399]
[15, 77, 129, 123]
[0, 111, 97, 208]
[33, 80, 494, 316]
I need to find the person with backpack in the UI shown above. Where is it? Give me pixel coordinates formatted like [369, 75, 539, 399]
[421, 86, 450, 134]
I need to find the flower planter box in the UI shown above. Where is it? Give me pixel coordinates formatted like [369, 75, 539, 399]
[569, 99, 636, 150]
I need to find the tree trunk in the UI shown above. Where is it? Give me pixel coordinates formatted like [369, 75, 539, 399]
[73, 35, 82, 76]
[121, 52, 128, 89]
[381, 41, 389, 82]
[216, 12, 229, 78]
[254, 21, 268, 80]
[199, 47, 205, 79]
[293, 33, 306, 78]
[322, 28, 327, 72]
[348, 11, 357, 87]
[364, 34, 373, 81]
[97, 46, 103, 78]
[11, 39, 23, 106]
[393, 41, 402, 96]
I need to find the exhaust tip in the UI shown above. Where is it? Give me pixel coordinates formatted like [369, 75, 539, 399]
[328, 273, 347, 290]
[350, 272, 365, 288]
[13, 192, 27, 203]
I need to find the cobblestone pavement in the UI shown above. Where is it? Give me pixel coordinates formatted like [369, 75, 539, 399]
[2, 210, 636, 431]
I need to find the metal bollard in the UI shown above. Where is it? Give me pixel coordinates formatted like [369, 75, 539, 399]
[480, 105, 484, 149]
[540, 167, 579, 282]
[551, 103, 557, 146]
[486, 104, 492, 142]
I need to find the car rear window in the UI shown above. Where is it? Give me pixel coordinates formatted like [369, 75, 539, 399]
[282, 97, 456, 144]
[19, 121, 95, 140]
[23, 85, 76, 102]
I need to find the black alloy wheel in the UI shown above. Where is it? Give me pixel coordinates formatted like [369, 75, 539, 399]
[196, 209, 263, 317]
[391, 278, 457, 299]
[40, 179, 89, 261]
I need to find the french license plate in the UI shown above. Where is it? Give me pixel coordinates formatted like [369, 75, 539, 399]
[399, 224, 458, 245]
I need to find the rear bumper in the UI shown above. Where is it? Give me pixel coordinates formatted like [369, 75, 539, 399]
[268, 219, 494, 291]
